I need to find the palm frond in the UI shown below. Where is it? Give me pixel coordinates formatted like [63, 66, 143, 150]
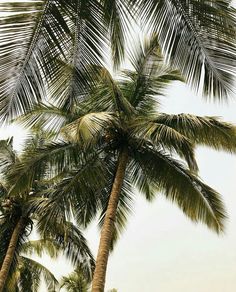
[121, 35, 183, 114]
[96, 68, 135, 116]
[130, 120, 198, 172]
[22, 236, 95, 276]
[31, 151, 108, 229]
[0, 138, 17, 172]
[15, 103, 70, 134]
[0, 0, 72, 120]
[47, 0, 107, 110]
[139, 0, 236, 99]
[129, 141, 226, 233]
[21, 238, 63, 259]
[36, 221, 95, 269]
[155, 113, 236, 152]
[7, 141, 80, 196]
[60, 270, 90, 292]
[62, 112, 118, 147]
[19, 256, 58, 292]
[102, 0, 132, 68]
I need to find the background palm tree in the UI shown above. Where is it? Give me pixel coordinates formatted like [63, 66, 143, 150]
[11, 36, 236, 292]
[0, 137, 94, 291]
[0, 0, 235, 121]
[60, 261, 93, 292]
[3, 244, 58, 292]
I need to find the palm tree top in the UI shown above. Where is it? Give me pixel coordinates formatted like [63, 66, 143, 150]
[12, 36, 236, 239]
[0, 0, 235, 120]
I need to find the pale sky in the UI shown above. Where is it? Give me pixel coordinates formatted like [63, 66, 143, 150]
[0, 1, 236, 291]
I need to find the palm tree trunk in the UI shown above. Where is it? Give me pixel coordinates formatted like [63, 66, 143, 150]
[91, 148, 129, 292]
[0, 217, 24, 292]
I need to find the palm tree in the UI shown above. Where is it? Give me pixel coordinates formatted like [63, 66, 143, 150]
[0, 0, 235, 121]
[12, 36, 236, 291]
[1, 217, 94, 292]
[3, 244, 58, 292]
[60, 261, 93, 292]
[0, 137, 94, 291]
[61, 273, 89, 292]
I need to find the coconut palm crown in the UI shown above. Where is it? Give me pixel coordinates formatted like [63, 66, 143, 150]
[12, 36, 236, 292]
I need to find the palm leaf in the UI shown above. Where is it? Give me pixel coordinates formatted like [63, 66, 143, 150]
[47, 0, 107, 110]
[7, 141, 80, 196]
[122, 35, 183, 114]
[36, 221, 95, 268]
[130, 120, 198, 171]
[102, 0, 132, 68]
[0, 0, 72, 120]
[15, 103, 71, 134]
[155, 113, 236, 152]
[138, 0, 236, 99]
[129, 141, 226, 233]
[62, 112, 118, 147]
[31, 150, 108, 229]
[18, 256, 58, 292]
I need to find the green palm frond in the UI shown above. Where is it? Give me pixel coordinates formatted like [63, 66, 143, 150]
[59, 259, 94, 292]
[15, 103, 70, 134]
[130, 121, 198, 172]
[21, 239, 59, 259]
[18, 256, 58, 292]
[0, 138, 17, 171]
[60, 270, 90, 292]
[0, 182, 8, 200]
[62, 112, 118, 147]
[155, 113, 236, 152]
[138, 0, 236, 99]
[31, 151, 108, 228]
[130, 142, 226, 233]
[36, 221, 95, 268]
[22, 230, 95, 273]
[0, 0, 110, 120]
[95, 67, 135, 116]
[121, 35, 183, 114]
[8, 141, 80, 196]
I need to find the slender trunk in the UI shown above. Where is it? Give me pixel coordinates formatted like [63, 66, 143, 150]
[0, 217, 24, 292]
[91, 148, 129, 292]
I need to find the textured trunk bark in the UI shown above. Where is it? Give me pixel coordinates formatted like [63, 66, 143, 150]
[0, 217, 24, 292]
[91, 148, 129, 292]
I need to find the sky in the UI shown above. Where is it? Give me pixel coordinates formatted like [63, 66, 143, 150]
[0, 1, 236, 291]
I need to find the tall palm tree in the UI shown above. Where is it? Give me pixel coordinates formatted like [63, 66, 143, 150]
[11, 36, 236, 291]
[0, 137, 94, 292]
[0, 0, 235, 121]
